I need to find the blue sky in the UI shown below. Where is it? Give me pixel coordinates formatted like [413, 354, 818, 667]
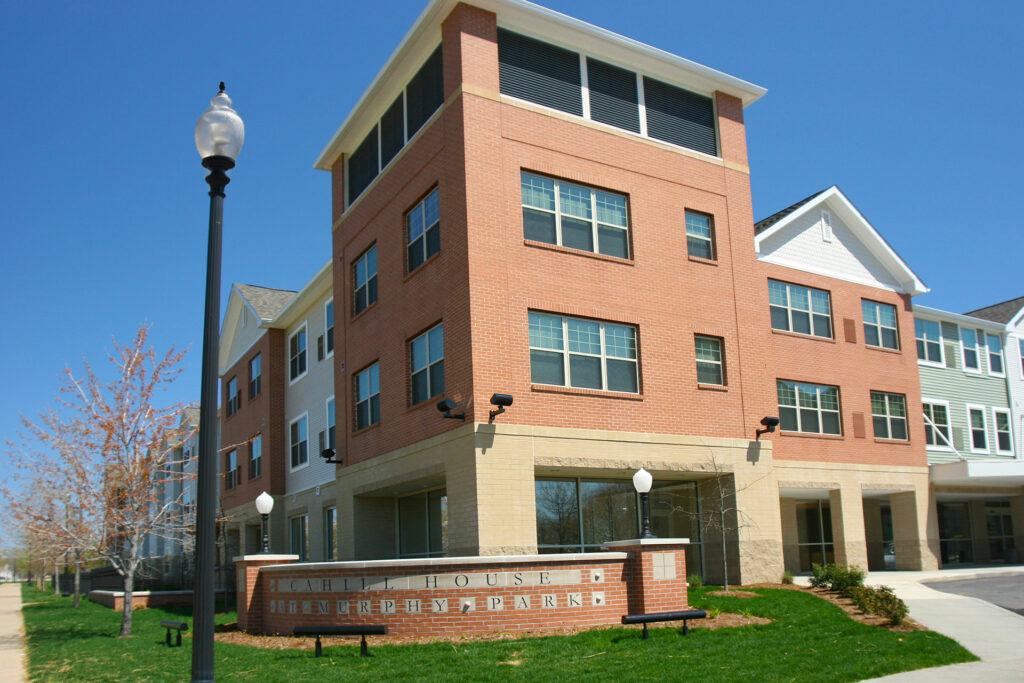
[1, 0, 1021, 528]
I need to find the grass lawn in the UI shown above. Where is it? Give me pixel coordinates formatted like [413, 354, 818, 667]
[22, 584, 976, 682]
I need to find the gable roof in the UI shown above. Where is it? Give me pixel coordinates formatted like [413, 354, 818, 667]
[234, 284, 296, 321]
[964, 296, 1024, 325]
[754, 189, 827, 235]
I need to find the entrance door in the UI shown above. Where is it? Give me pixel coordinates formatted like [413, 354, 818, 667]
[938, 502, 973, 565]
[796, 501, 834, 571]
[986, 502, 1016, 562]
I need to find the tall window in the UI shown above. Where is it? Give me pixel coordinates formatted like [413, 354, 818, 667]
[923, 402, 951, 448]
[226, 377, 239, 416]
[249, 435, 262, 479]
[769, 280, 832, 338]
[398, 489, 447, 558]
[289, 326, 307, 382]
[994, 409, 1013, 454]
[529, 312, 638, 393]
[411, 324, 444, 405]
[685, 211, 714, 260]
[986, 334, 1004, 376]
[407, 188, 440, 272]
[326, 398, 336, 451]
[325, 300, 334, 356]
[289, 515, 309, 561]
[324, 507, 338, 560]
[694, 335, 724, 385]
[862, 300, 899, 349]
[355, 363, 380, 430]
[520, 172, 630, 259]
[871, 392, 908, 440]
[226, 450, 238, 489]
[915, 319, 942, 363]
[968, 406, 988, 452]
[249, 354, 261, 398]
[777, 380, 841, 435]
[354, 246, 378, 315]
[290, 415, 308, 469]
[960, 328, 980, 371]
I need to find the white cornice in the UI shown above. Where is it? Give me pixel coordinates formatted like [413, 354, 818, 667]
[911, 304, 1006, 332]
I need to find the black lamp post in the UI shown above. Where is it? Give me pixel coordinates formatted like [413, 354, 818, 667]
[255, 492, 274, 553]
[633, 467, 656, 539]
[192, 82, 244, 683]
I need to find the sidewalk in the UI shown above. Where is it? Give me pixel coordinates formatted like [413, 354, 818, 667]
[798, 566, 1024, 682]
[0, 583, 27, 683]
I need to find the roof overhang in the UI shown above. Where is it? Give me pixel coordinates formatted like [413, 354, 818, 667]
[314, 0, 766, 171]
[911, 305, 1007, 333]
[930, 459, 1024, 488]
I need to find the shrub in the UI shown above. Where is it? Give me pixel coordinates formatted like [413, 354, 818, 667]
[688, 573, 703, 589]
[809, 563, 865, 596]
[847, 585, 873, 613]
[781, 571, 793, 585]
[872, 586, 909, 625]
[809, 563, 831, 588]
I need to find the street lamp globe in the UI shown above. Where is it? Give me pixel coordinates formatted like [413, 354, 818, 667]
[195, 83, 245, 162]
[255, 491, 274, 516]
[632, 467, 653, 494]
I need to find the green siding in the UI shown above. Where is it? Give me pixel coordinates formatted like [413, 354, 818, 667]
[919, 362, 1010, 464]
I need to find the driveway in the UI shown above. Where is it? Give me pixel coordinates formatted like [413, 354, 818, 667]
[923, 574, 1024, 616]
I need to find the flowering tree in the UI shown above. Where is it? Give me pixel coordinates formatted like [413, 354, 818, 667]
[4, 326, 195, 636]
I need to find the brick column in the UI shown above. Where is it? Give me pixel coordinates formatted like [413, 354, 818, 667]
[605, 539, 689, 615]
[233, 555, 298, 632]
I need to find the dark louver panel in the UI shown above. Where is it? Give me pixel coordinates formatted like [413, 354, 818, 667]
[380, 94, 405, 168]
[406, 46, 444, 137]
[586, 57, 639, 133]
[642, 76, 717, 156]
[348, 126, 379, 202]
[498, 28, 582, 117]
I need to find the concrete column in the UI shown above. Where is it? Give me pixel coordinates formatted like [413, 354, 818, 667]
[1011, 495, 1024, 563]
[779, 498, 800, 573]
[890, 488, 939, 570]
[472, 429, 537, 555]
[969, 500, 990, 564]
[862, 499, 885, 571]
[829, 485, 867, 570]
[732, 463, 784, 585]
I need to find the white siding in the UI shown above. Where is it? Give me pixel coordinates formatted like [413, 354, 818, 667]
[1007, 319, 1024, 460]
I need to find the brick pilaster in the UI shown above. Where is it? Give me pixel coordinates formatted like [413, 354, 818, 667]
[605, 539, 690, 614]
[233, 555, 299, 632]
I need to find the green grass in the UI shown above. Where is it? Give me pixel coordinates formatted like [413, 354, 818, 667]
[22, 584, 977, 682]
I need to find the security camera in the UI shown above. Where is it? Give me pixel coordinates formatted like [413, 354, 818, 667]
[489, 393, 513, 422]
[437, 398, 465, 421]
[321, 448, 342, 464]
[756, 416, 780, 439]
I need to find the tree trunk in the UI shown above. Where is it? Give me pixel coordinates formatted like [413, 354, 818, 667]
[119, 569, 134, 637]
[53, 559, 60, 595]
[73, 553, 81, 608]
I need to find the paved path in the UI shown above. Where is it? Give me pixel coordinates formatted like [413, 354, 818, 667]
[0, 583, 27, 683]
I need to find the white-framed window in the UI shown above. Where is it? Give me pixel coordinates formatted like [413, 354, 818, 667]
[249, 434, 262, 479]
[407, 187, 440, 272]
[694, 335, 724, 385]
[325, 299, 335, 357]
[914, 318, 942, 364]
[960, 327, 980, 372]
[777, 380, 841, 435]
[520, 172, 630, 259]
[249, 353, 261, 398]
[355, 363, 380, 430]
[986, 334, 1004, 376]
[289, 514, 309, 561]
[289, 324, 307, 383]
[289, 413, 309, 469]
[871, 391, 908, 440]
[862, 300, 899, 350]
[225, 450, 239, 489]
[353, 245, 378, 315]
[993, 409, 1013, 454]
[685, 211, 714, 260]
[967, 405, 988, 453]
[529, 312, 638, 393]
[1019, 338, 1024, 379]
[410, 324, 444, 405]
[226, 377, 239, 416]
[922, 400, 952, 449]
[326, 397, 336, 451]
[769, 280, 832, 339]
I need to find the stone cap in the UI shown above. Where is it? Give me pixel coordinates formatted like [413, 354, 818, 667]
[234, 554, 300, 563]
[602, 538, 690, 549]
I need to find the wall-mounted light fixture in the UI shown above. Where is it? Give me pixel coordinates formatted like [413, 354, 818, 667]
[756, 416, 780, 440]
[437, 398, 465, 421]
[489, 393, 513, 422]
[321, 448, 343, 464]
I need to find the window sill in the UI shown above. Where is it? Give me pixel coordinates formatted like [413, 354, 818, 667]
[289, 462, 310, 474]
[404, 252, 441, 282]
[351, 301, 378, 324]
[407, 393, 447, 414]
[696, 383, 728, 392]
[865, 345, 902, 355]
[531, 384, 643, 401]
[288, 372, 308, 387]
[770, 329, 836, 344]
[687, 255, 718, 266]
[873, 438, 911, 446]
[353, 422, 380, 437]
[779, 431, 844, 441]
[523, 239, 634, 265]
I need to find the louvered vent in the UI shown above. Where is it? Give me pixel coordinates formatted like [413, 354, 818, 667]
[406, 46, 444, 137]
[498, 28, 582, 116]
[348, 126, 379, 202]
[642, 76, 717, 156]
[586, 57, 640, 133]
[821, 210, 833, 242]
[380, 94, 405, 168]
[941, 322, 960, 369]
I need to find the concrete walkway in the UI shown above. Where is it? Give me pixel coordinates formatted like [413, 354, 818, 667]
[0, 583, 27, 683]
[798, 566, 1024, 682]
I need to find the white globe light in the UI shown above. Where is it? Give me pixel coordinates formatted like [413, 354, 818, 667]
[195, 84, 245, 160]
[632, 467, 653, 494]
[255, 491, 274, 515]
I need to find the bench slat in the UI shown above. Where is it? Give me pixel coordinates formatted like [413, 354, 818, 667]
[293, 625, 387, 636]
[621, 610, 707, 625]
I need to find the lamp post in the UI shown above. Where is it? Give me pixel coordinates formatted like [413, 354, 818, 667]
[633, 468, 656, 539]
[192, 82, 244, 683]
[255, 492, 274, 553]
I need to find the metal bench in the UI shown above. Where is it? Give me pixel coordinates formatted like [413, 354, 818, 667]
[621, 609, 708, 639]
[160, 620, 189, 647]
[293, 625, 388, 657]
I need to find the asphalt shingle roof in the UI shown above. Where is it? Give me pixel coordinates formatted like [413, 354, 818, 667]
[235, 284, 296, 320]
[964, 296, 1024, 324]
[754, 189, 829, 234]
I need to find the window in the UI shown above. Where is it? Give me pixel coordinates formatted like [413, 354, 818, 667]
[915, 319, 942, 363]
[325, 300, 334, 356]
[326, 398, 336, 451]
[529, 312, 638, 393]
[226, 377, 239, 416]
[960, 328, 980, 371]
[410, 324, 444, 405]
[871, 392, 908, 440]
[994, 409, 1013, 454]
[324, 507, 338, 561]
[355, 363, 380, 430]
[249, 354, 261, 398]
[986, 334, 1004, 376]
[290, 414, 308, 469]
[777, 380, 841, 435]
[407, 188, 440, 272]
[642, 75, 717, 157]
[769, 280, 832, 338]
[923, 402, 951, 448]
[226, 450, 238, 489]
[968, 406, 988, 453]
[694, 335, 724, 385]
[398, 489, 447, 558]
[289, 326, 307, 382]
[684, 211, 714, 260]
[862, 300, 899, 350]
[289, 515, 309, 561]
[521, 172, 630, 259]
[249, 435, 262, 479]
[353, 246, 378, 315]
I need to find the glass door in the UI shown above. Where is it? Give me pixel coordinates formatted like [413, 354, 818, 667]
[796, 501, 834, 571]
[938, 502, 973, 565]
